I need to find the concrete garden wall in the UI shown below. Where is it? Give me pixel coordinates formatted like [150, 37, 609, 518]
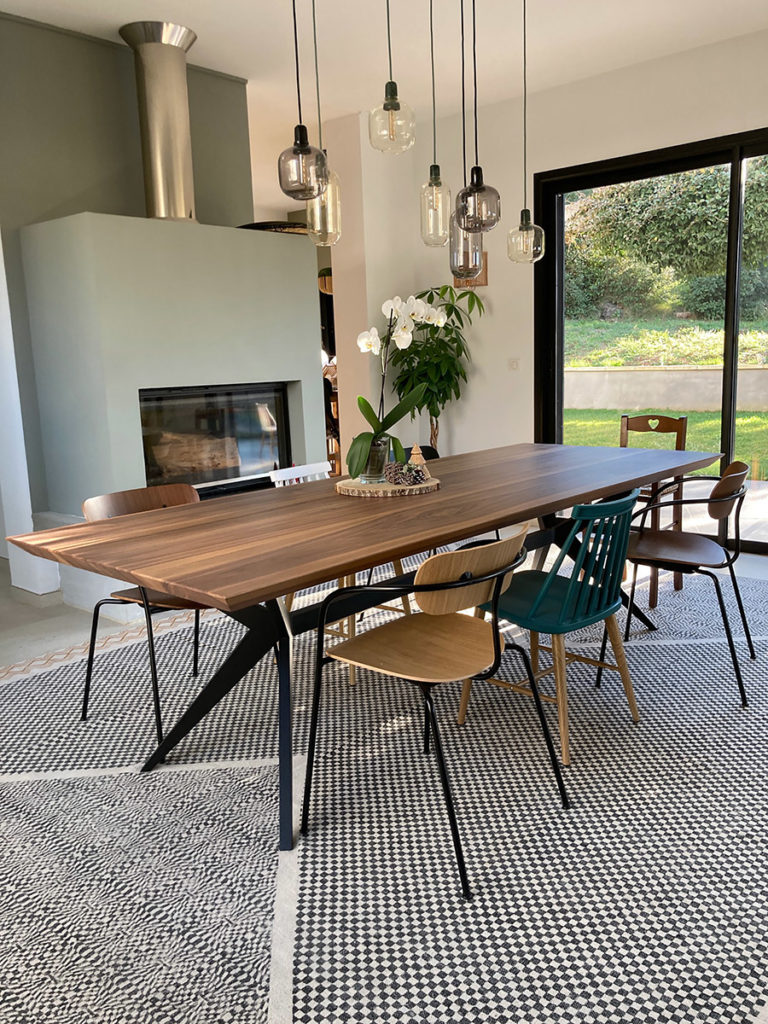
[564, 366, 768, 411]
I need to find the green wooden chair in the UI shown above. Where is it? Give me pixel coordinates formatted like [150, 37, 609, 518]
[461, 491, 640, 766]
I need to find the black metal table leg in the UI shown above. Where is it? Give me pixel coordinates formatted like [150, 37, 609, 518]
[275, 631, 293, 851]
[141, 603, 283, 773]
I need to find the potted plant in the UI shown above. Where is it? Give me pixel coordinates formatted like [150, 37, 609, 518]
[390, 286, 484, 451]
[347, 295, 444, 481]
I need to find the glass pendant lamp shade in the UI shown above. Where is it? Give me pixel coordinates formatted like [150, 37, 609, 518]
[307, 166, 341, 246]
[420, 165, 450, 246]
[278, 124, 328, 200]
[369, 81, 416, 153]
[507, 208, 545, 263]
[455, 165, 501, 233]
[449, 210, 483, 278]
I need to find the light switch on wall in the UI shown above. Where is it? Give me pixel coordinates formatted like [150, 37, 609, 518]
[507, 357, 520, 371]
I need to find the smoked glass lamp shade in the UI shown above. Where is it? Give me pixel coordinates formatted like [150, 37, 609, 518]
[369, 81, 416, 154]
[307, 167, 342, 246]
[449, 211, 483, 279]
[455, 165, 501, 233]
[420, 165, 450, 247]
[507, 208, 545, 263]
[278, 124, 328, 200]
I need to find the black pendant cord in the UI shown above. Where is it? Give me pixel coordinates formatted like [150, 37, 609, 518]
[471, 0, 479, 167]
[429, 0, 437, 166]
[522, 0, 528, 210]
[460, 0, 467, 187]
[312, 0, 322, 150]
[292, 0, 303, 125]
[386, 0, 394, 80]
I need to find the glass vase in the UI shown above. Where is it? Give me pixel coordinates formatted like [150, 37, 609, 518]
[360, 437, 390, 483]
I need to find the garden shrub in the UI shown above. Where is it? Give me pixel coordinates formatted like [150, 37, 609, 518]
[679, 269, 768, 320]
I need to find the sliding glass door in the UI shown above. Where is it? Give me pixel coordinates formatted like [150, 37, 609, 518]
[534, 129, 768, 554]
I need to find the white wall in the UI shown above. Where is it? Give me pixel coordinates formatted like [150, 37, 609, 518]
[0, 229, 59, 591]
[329, 28, 768, 458]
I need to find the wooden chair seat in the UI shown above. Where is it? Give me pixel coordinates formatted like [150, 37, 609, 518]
[109, 586, 208, 611]
[328, 612, 502, 684]
[627, 530, 729, 570]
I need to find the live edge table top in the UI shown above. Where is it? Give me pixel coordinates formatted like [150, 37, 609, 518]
[8, 444, 718, 614]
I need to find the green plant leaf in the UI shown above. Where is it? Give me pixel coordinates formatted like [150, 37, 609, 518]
[389, 435, 406, 464]
[357, 395, 382, 432]
[346, 431, 374, 478]
[380, 383, 427, 431]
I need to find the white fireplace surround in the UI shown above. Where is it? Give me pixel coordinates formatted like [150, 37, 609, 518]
[21, 212, 326, 616]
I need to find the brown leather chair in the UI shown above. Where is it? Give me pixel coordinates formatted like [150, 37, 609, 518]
[81, 484, 208, 743]
[620, 414, 688, 606]
[624, 461, 755, 706]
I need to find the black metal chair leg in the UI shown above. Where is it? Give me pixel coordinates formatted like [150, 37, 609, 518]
[701, 570, 748, 708]
[508, 643, 570, 809]
[594, 625, 608, 688]
[301, 651, 327, 836]
[624, 562, 639, 642]
[727, 563, 756, 660]
[420, 685, 471, 900]
[139, 587, 164, 743]
[192, 608, 201, 677]
[82, 599, 107, 720]
[423, 701, 431, 754]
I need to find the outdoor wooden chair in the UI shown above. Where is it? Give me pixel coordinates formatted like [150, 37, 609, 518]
[620, 413, 688, 605]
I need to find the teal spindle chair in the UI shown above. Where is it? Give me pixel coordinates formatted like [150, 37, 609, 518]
[461, 491, 640, 766]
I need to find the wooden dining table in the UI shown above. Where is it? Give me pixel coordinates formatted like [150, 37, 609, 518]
[9, 443, 719, 850]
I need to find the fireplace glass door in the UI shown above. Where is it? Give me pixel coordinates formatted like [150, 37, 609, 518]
[139, 383, 291, 488]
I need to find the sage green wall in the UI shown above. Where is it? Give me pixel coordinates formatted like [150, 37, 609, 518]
[0, 13, 253, 512]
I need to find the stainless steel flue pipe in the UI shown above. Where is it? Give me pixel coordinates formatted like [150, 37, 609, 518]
[119, 21, 197, 220]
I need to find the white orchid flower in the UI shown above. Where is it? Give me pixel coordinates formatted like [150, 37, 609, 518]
[392, 325, 413, 349]
[357, 327, 381, 355]
[405, 296, 428, 321]
[382, 296, 404, 318]
[434, 309, 448, 328]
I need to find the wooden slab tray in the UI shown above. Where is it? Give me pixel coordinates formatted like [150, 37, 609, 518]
[335, 476, 440, 498]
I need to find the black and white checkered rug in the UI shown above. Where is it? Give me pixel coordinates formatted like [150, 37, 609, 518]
[1, 569, 766, 1023]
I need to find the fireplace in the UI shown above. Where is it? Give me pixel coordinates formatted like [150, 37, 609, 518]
[139, 382, 291, 494]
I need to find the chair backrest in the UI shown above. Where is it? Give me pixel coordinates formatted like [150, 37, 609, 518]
[269, 461, 332, 487]
[707, 461, 749, 520]
[531, 490, 639, 627]
[82, 483, 200, 522]
[620, 414, 687, 451]
[404, 444, 440, 462]
[413, 523, 529, 615]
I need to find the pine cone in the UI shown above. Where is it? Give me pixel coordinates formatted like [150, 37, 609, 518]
[384, 462, 428, 486]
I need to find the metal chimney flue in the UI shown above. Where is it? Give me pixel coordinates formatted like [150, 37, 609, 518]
[119, 21, 198, 220]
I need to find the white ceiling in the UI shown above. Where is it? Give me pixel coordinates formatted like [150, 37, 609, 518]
[6, 0, 768, 214]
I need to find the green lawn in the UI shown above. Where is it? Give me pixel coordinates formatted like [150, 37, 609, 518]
[565, 318, 768, 367]
[563, 408, 768, 480]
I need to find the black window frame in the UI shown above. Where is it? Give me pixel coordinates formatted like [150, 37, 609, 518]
[533, 126, 768, 554]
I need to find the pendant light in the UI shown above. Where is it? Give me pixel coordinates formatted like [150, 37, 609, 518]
[420, 0, 450, 246]
[369, 0, 416, 153]
[507, 0, 545, 263]
[306, 0, 341, 246]
[450, 0, 483, 278]
[278, 0, 328, 200]
[455, 0, 501, 233]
